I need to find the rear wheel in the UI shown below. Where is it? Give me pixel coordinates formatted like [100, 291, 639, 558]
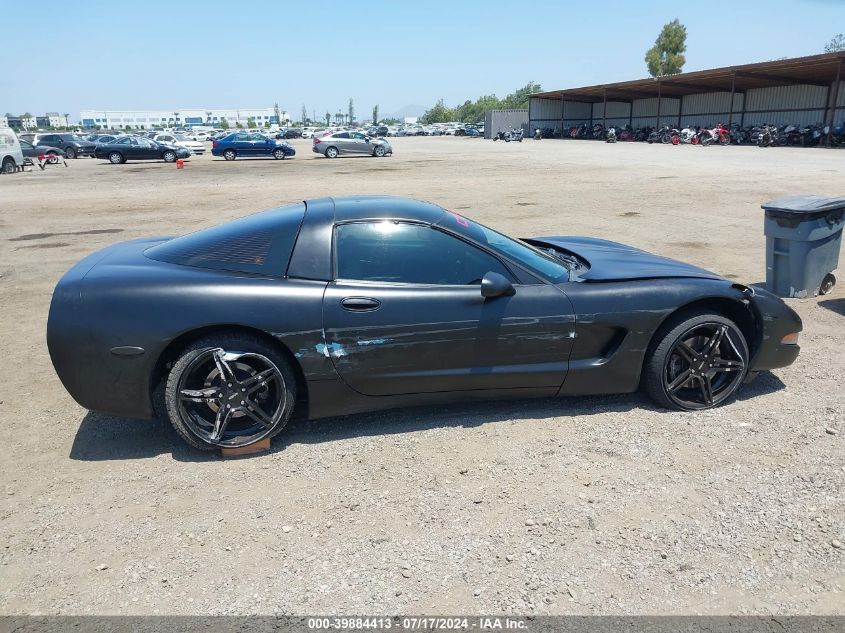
[820, 273, 836, 295]
[223, 149, 237, 161]
[46, 151, 59, 164]
[1, 157, 15, 174]
[325, 146, 339, 158]
[108, 152, 124, 164]
[272, 148, 286, 160]
[644, 312, 749, 411]
[65, 147, 77, 159]
[165, 334, 297, 451]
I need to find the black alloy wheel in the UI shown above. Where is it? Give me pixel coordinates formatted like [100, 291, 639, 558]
[644, 313, 749, 411]
[165, 336, 296, 450]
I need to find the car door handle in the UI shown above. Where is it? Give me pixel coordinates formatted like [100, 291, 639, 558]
[340, 297, 381, 312]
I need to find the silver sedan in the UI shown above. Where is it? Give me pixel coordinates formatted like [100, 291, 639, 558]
[312, 131, 393, 158]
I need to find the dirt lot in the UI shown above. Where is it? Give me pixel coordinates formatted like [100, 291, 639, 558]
[0, 137, 843, 615]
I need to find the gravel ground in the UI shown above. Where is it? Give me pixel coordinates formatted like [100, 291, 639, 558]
[0, 137, 842, 615]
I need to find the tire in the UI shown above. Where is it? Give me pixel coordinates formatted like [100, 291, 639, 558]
[820, 273, 836, 295]
[671, 135, 680, 145]
[273, 148, 286, 160]
[163, 150, 177, 163]
[108, 152, 124, 165]
[1, 157, 15, 174]
[46, 151, 59, 164]
[164, 333, 297, 451]
[719, 134, 730, 146]
[65, 147, 77, 159]
[223, 149, 236, 161]
[373, 145, 386, 157]
[643, 311, 749, 411]
[325, 146, 339, 158]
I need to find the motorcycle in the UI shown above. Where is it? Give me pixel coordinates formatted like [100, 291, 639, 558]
[493, 128, 524, 142]
[699, 123, 730, 146]
[605, 126, 617, 143]
[757, 125, 779, 147]
[679, 127, 700, 144]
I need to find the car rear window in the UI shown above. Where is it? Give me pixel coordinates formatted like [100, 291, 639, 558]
[144, 203, 306, 276]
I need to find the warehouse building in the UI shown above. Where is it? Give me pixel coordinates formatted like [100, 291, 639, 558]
[529, 52, 845, 139]
[79, 107, 290, 130]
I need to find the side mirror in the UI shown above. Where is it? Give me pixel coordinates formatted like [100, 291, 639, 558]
[481, 271, 515, 298]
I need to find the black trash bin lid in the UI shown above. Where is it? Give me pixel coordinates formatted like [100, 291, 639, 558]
[762, 195, 845, 215]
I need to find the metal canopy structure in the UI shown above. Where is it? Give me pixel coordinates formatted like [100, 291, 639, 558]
[532, 52, 845, 103]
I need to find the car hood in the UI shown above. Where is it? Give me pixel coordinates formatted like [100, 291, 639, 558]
[526, 236, 722, 282]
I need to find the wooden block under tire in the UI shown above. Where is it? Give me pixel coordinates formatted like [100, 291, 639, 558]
[219, 437, 271, 457]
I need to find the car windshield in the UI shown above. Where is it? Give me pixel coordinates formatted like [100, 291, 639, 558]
[436, 212, 570, 283]
[174, 134, 190, 140]
[68, 135, 86, 142]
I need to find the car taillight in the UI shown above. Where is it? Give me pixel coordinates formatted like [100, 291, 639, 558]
[313, 137, 321, 144]
[212, 141, 218, 149]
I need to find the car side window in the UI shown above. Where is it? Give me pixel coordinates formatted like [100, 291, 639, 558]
[115, 137, 130, 145]
[335, 222, 513, 285]
[351, 133, 365, 140]
[234, 133, 250, 141]
[334, 132, 350, 139]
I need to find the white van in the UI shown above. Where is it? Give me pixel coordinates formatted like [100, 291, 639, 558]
[0, 127, 23, 174]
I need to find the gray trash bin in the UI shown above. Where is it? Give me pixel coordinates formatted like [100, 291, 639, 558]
[762, 195, 845, 298]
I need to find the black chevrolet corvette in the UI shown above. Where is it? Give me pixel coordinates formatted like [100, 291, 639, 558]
[48, 196, 802, 451]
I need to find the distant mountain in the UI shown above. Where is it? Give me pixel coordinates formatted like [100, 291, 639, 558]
[385, 104, 427, 120]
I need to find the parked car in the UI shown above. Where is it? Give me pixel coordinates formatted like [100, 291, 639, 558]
[188, 131, 211, 142]
[463, 127, 481, 137]
[0, 127, 24, 174]
[19, 139, 66, 164]
[301, 128, 316, 139]
[151, 133, 206, 155]
[94, 136, 191, 164]
[211, 132, 295, 161]
[47, 196, 803, 451]
[277, 128, 302, 139]
[32, 133, 96, 159]
[312, 131, 393, 158]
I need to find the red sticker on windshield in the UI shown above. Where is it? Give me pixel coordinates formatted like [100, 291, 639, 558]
[451, 212, 469, 228]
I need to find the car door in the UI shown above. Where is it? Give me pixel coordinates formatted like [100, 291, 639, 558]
[322, 221, 575, 396]
[348, 132, 370, 154]
[250, 133, 272, 156]
[135, 137, 159, 159]
[231, 132, 251, 155]
[40, 135, 58, 150]
[330, 132, 350, 154]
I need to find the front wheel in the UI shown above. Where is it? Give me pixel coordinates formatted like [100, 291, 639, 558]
[108, 152, 124, 164]
[373, 145, 386, 157]
[164, 334, 297, 451]
[273, 148, 286, 160]
[820, 273, 836, 295]
[163, 150, 177, 163]
[65, 147, 77, 159]
[1, 157, 15, 174]
[46, 151, 59, 164]
[643, 312, 749, 411]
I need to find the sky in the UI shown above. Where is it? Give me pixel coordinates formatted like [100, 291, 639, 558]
[3, 0, 844, 122]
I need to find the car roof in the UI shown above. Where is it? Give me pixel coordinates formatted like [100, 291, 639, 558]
[327, 195, 447, 224]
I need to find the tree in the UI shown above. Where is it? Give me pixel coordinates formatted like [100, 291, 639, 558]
[372, 104, 379, 125]
[325, 111, 331, 126]
[500, 82, 542, 109]
[301, 104, 308, 124]
[645, 19, 687, 77]
[420, 99, 456, 124]
[220, 118, 229, 129]
[264, 120, 270, 128]
[247, 117, 256, 128]
[825, 34, 845, 52]
[347, 98, 354, 124]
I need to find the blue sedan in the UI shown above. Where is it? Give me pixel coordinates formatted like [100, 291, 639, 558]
[211, 132, 296, 161]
